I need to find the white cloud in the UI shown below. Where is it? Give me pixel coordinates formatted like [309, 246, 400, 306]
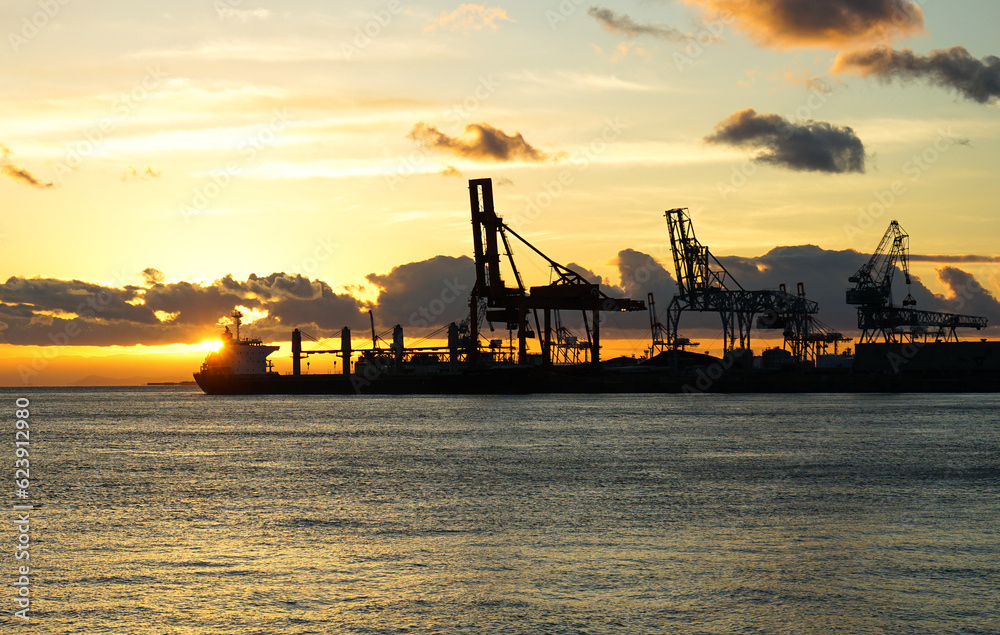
[425, 4, 514, 33]
[217, 8, 272, 22]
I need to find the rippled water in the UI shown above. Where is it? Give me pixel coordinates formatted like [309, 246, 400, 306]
[3, 388, 999, 633]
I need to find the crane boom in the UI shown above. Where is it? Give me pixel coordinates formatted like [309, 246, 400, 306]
[846, 220, 914, 307]
[663, 208, 818, 357]
[847, 220, 986, 343]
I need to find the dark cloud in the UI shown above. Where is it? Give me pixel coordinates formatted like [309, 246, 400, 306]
[0, 257, 485, 347]
[910, 254, 998, 264]
[713, 245, 869, 333]
[680, 0, 923, 48]
[567, 249, 677, 304]
[715, 246, 999, 333]
[0, 276, 181, 347]
[599, 247, 852, 340]
[218, 272, 322, 302]
[706, 108, 866, 174]
[564, 261, 621, 295]
[409, 122, 553, 163]
[0, 277, 152, 323]
[1, 144, 53, 189]
[934, 267, 1000, 321]
[142, 268, 165, 285]
[0, 272, 365, 347]
[594, 249, 680, 336]
[4, 251, 994, 349]
[833, 46, 1000, 104]
[268, 281, 365, 331]
[615, 249, 675, 301]
[606, 245, 998, 344]
[0, 307, 187, 348]
[142, 281, 257, 326]
[365, 255, 476, 329]
[588, 7, 687, 41]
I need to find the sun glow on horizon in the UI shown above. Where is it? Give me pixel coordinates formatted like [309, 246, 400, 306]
[200, 339, 224, 353]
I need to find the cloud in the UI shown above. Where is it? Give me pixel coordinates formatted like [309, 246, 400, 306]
[141, 281, 259, 326]
[4, 251, 994, 349]
[0, 256, 487, 348]
[716, 246, 1000, 332]
[910, 254, 998, 264]
[267, 281, 365, 331]
[607, 41, 654, 63]
[0, 272, 365, 347]
[934, 267, 1000, 320]
[365, 255, 476, 329]
[832, 46, 1000, 104]
[0, 144, 53, 189]
[564, 261, 626, 298]
[603, 245, 999, 342]
[121, 166, 162, 182]
[409, 122, 554, 163]
[679, 0, 923, 48]
[525, 251, 675, 337]
[588, 7, 688, 41]
[142, 268, 165, 285]
[509, 69, 659, 92]
[705, 108, 866, 174]
[440, 164, 463, 178]
[218, 272, 322, 302]
[425, 4, 514, 33]
[713, 245, 868, 332]
[615, 249, 676, 302]
[217, 7, 271, 22]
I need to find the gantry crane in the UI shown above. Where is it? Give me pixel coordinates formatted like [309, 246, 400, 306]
[780, 282, 852, 362]
[647, 292, 697, 357]
[467, 178, 646, 366]
[847, 220, 987, 343]
[552, 310, 591, 364]
[662, 208, 819, 358]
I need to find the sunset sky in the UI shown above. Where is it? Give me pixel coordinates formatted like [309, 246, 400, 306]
[2, 0, 1000, 385]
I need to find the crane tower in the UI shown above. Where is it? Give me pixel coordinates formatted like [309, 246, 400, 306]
[847, 220, 987, 343]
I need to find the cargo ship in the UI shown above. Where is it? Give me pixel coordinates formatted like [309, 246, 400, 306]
[194, 179, 999, 394]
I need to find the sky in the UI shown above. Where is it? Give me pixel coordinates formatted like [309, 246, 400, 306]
[2, 0, 1000, 385]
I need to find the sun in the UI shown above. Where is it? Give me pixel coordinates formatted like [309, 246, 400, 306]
[199, 339, 224, 353]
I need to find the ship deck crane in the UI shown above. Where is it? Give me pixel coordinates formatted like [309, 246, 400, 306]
[847, 220, 987, 343]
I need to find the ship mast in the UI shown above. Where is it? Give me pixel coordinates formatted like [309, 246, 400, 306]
[231, 309, 243, 341]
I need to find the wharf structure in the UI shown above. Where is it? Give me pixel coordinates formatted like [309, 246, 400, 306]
[194, 179, 998, 394]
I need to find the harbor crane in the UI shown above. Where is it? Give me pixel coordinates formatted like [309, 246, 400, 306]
[847, 220, 987, 343]
[662, 208, 819, 358]
[467, 178, 646, 366]
[647, 292, 697, 357]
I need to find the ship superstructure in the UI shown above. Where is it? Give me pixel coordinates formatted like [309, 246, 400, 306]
[199, 310, 279, 377]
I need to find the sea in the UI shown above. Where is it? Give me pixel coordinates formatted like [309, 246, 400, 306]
[2, 387, 998, 634]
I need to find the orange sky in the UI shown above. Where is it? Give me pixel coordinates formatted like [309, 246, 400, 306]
[3, 1, 1000, 385]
